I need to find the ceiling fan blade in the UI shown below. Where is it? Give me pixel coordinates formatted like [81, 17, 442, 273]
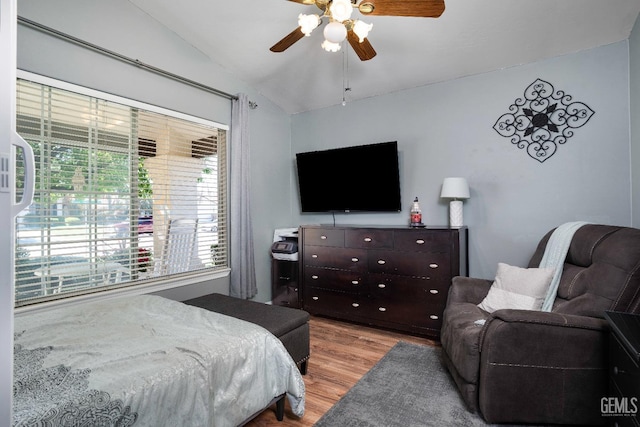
[287, 0, 316, 4]
[347, 31, 377, 61]
[358, 0, 445, 17]
[270, 27, 306, 53]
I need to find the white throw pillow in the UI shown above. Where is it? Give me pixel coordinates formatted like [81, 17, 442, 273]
[477, 263, 555, 313]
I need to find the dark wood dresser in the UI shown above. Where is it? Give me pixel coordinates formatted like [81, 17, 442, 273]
[604, 311, 640, 426]
[299, 225, 468, 339]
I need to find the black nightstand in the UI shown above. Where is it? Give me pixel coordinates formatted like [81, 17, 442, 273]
[271, 259, 300, 308]
[604, 311, 640, 427]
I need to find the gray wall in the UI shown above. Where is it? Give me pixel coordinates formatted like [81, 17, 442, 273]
[291, 41, 632, 280]
[631, 15, 640, 227]
[17, 0, 296, 302]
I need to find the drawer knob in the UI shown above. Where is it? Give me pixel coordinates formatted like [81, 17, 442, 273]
[352, 280, 359, 285]
[364, 237, 372, 242]
[378, 307, 387, 312]
[378, 283, 386, 289]
[312, 296, 319, 301]
[320, 235, 327, 240]
[430, 315, 439, 320]
[351, 257, 359, 263]
[377, 260, 386, 265]
[429, 289, 439, 294]
[311, 275, 319, 280]
[352, 303, 360, 308]
[312, 254, 318, 258]
[429, 263, 439, 269]
[416, 239, 425, 245]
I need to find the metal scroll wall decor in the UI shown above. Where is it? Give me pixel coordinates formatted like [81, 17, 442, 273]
[493, 78, 595, 163]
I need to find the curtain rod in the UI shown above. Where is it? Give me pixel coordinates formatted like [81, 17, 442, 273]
[17, 16, 239, 102]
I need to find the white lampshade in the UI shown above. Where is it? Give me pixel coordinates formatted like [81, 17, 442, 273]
[352, 20, 373, 42]
[440, 177, 470, 200]
[298, 14, 320, 36]
[324, 21, 347, 44]
[330, 0, 353, 22]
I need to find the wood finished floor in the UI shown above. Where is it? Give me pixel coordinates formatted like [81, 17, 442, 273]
[245, 316, 438, 427]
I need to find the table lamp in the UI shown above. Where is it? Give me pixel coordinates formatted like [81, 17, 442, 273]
[440, 177, 470, 227]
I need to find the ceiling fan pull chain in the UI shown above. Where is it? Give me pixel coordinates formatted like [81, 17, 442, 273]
[342, 44, 351, 106]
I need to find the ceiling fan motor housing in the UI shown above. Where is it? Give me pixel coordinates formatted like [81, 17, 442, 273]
[359, 2, 375, 14]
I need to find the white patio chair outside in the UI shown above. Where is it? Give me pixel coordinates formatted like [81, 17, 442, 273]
[156, 218, 199, 276]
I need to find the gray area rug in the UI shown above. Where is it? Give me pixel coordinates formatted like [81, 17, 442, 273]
[313, 341, 489, 427]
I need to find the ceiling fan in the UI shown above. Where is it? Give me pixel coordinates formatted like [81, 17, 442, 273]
[270, 0, 445, 61]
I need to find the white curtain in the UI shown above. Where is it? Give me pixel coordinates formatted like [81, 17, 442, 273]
[229, 94, 257, 299]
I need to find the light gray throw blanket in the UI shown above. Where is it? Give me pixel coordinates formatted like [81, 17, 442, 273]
[539, 221, 589, 311]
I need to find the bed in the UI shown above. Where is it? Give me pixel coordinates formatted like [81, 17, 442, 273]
[13, 295, 305, 426]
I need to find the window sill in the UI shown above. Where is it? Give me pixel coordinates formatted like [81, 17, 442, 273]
[15, 267, 230, 316]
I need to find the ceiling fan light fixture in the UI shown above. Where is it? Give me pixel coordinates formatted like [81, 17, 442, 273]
[352, 20, 373, 42]
[321, 39, 342, 52]
[324, 21, 347, 44]
[329, 0, 353, 22]
[298, 13, 320, 36]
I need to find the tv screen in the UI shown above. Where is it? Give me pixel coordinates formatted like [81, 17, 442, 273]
[295, 141, 401, 213]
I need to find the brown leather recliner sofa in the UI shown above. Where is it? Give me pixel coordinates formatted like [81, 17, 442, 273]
[441, 224, 640, 425]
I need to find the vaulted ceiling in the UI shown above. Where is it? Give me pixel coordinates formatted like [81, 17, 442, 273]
[129, 0, 640, 114]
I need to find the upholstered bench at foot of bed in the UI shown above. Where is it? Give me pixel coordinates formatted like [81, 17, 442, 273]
[182, 293, 310, 375]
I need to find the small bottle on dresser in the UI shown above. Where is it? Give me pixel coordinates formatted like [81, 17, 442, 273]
[410, 197, 424, 227]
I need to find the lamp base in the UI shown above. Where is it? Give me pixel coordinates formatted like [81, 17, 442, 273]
[449, 200, 464, 227]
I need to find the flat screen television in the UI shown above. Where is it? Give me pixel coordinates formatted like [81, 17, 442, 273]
[295, 141, 401, 213]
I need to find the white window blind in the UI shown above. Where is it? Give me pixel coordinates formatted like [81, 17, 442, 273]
[14, 77, 228, 306]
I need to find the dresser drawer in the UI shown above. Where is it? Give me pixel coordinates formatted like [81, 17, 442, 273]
[607, 383, 640, 427]
[369, 273, 449, 302]
[367, 296, 445, 331]
[304, 266, 367, 293]
[303, 228, 345, 247]
[368, 250, 450, 278]
[303, 246, 367, 271]
[345, 229, 393, 249]
[394, 230, 452, 252]
[303, 288, 368, 317]
[610, 334, 640, 402]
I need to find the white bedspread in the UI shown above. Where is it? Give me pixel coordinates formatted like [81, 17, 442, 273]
[13, 295, 305, 427]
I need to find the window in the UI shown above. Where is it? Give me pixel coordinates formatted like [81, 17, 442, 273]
[14, 75, 228, 306]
